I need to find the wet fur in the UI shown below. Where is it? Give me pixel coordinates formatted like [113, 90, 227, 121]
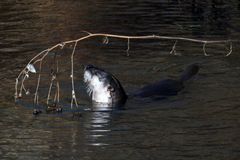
[84, 65, 127, 106]
[134, 63, 199, 97]
[84, 63, 199, 107]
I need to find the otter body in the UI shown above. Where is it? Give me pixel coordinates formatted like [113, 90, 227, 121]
[134, 63, 199, 97]
[83, 64, 199, 108]
[134, 79, 184, 97]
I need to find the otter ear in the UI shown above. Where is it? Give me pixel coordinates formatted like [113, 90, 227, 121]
[107, 86, 115, 92]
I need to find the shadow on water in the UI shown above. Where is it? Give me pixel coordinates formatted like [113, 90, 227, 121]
[1, 0, 240, 160]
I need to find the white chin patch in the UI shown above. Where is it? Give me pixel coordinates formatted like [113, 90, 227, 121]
[84, 73, 111, 104]
[84, 71, 92, 83]
[92, 89, 111, 103]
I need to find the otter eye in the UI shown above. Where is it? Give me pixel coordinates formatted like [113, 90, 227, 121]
[107, 86, 115, 92]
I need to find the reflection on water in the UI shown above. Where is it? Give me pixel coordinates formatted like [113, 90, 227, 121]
[1, 0, 240, 159]
[85, 111, 112, 146]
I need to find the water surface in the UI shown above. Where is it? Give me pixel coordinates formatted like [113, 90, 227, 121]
[1, 0, 240, 160]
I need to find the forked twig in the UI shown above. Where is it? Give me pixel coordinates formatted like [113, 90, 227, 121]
[15, 32, 237, 109]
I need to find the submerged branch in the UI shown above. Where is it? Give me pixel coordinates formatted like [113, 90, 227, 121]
[15, 32, 238, 110]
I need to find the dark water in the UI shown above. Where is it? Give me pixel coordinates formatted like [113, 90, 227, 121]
[1, 0, 240, 159]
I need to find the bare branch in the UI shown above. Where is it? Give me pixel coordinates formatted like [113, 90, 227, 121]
[226, 41, 233, 57]
[203, 42, 209, 56]
[70, 41, 79, 108]
[15, 32, 237, 110]
[54, 59, 60, 104]
[15, 78, 18, 101]
[46, 75, 54, 105]
[82, 30, 92, 35]
[54, 81, 60, 103]
[19, 73, 28, 98]
[102, 36, 109, 44]
[126, 38, 130, 56]
[170, 40, 178, 55]
[34, 61, 42, 105]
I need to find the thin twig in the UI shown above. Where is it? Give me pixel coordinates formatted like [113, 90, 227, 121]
[203, 42, 209, 56]
[70, 41, 78, 108]
[19, 73, 28, 97]
[47, 76, 54, 105]
[82, 30, 92, 35]
[54, 59, 60, 103]
[56, 59, 60, 103]
[126, 38, 130, 56]
[34, 61, 42, 105]
[226, 41, 233, 57]
[54, 81, 60, 103]
[170, 40, 178, 55]
[15, 32, 237, 108]
[15, 78, 18, 101]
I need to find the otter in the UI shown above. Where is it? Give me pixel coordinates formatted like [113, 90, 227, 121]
[83, 63, 199, 108]
[84, 64, 128, 107]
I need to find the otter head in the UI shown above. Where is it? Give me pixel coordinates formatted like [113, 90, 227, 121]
[83, 64, 127, 107]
